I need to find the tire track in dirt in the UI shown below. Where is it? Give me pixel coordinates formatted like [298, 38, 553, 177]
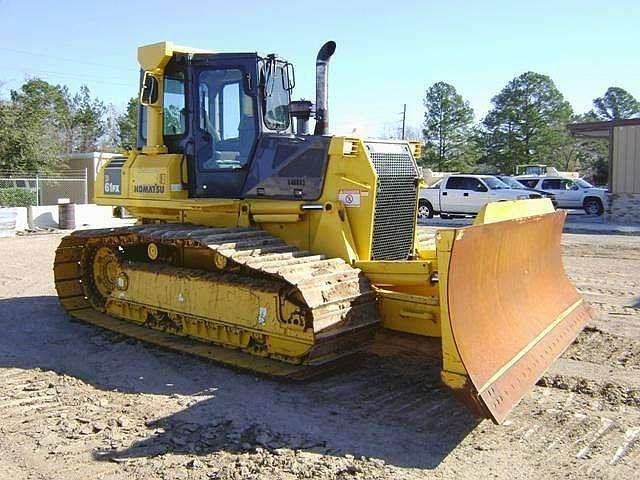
[0, 231, 638, 479]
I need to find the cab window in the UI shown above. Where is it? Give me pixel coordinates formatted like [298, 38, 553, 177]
[561, 180, 579, 190]
[541, 179, 562, 190]
[445, 177, 468, 189]
[519, 179, 539, 188]
[221, 83, 240, 140]
[163, 73, 186, 136]
[469, 178, 489, 191]
[263, 64, 290, 131]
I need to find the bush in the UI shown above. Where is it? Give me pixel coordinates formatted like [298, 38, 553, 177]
[0, 187, 37, 207]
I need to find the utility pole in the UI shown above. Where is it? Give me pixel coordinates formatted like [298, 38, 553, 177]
[401, 103, 407, 140]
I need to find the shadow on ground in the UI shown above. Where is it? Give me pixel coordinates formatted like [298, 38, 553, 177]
[0, 296, 479, 468]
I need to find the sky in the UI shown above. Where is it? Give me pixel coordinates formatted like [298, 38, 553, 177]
[0, 0, 638, 137]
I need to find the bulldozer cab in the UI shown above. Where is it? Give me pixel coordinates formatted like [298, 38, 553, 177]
[137, 47, 319, 199]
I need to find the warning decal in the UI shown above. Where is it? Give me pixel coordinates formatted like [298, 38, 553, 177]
[338, 189, 361, 207]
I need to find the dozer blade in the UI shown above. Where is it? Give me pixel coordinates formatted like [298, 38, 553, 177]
[439, 208, 595, 424]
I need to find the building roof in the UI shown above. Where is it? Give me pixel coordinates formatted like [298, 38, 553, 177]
[568, 118, 640, 138]
[66, 152, 120, 159]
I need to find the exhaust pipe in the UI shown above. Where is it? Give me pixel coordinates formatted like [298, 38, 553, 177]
[314, 41, 336, 135]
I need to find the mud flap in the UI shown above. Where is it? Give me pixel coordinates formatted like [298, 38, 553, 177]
[438, 207, 595, 424]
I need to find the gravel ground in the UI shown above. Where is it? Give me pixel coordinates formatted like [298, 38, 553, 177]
[0, 231, 638, 479]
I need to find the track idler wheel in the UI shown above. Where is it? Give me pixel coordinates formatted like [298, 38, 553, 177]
[83, 245, 124, 311]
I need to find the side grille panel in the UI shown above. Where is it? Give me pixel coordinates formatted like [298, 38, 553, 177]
[366, 143, 419, 261]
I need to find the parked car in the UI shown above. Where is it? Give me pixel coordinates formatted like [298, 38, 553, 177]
[493, 175, 558, 208]
[517, 176, 607, 215]
[418, 174, 540, 219]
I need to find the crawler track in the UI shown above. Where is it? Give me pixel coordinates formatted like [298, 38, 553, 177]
[53, 224, 380, 379]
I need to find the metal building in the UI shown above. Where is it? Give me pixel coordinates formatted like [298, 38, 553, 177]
[569, 118, 640, 224]
[65, 152, 121, 203]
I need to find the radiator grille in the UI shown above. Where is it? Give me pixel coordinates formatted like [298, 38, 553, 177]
[367, 143, 419, 260]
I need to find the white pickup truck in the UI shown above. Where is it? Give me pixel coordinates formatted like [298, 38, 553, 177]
[418, 174, 539, 218]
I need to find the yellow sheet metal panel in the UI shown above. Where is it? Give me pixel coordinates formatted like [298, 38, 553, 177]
[94, 152, 189, 206]
[137, 41, 212, 72]
[251, 214, 301, 223]
[408, 141, 422, 159]
[354, 260, 434, 286]
[377, 288, 440, 337]
[114, 266, 293, 335]
[314, 137, 378, 260]
[474, 198, 555, 225]
[435, 229, 464, 375]
[136, 42, 212, 148]
[307, 205, 359, 262]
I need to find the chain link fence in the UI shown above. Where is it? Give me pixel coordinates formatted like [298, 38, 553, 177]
[0, 170, 88, 207]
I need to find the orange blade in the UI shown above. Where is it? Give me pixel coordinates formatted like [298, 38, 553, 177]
[440, 210, 595, 424]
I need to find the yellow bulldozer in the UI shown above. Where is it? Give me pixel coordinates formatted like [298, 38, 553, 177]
[53, 41, 594, 424]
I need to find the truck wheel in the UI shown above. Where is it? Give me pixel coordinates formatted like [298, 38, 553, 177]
[418, 200, 434, 219]
[583, 197, 604, 216]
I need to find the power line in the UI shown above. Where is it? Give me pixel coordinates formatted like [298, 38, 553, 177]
[0, 47, 127, 70]
[0, 65, 137, 88]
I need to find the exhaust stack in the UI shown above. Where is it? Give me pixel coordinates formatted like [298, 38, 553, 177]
[314, 41, 336, 135]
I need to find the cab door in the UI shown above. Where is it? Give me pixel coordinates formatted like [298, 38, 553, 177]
[440, 176, 467, 212]
[188, 54, 260, 198]
[540, 179, 581, 208]
[465, 177, 491, 212]
[560, 179, 583, 207]
[441, 176, 487, 213]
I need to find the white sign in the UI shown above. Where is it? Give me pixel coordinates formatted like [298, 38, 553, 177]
[339, 190, 361, 207]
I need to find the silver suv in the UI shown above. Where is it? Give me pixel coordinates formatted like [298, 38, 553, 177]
[517, 177, 607, 215]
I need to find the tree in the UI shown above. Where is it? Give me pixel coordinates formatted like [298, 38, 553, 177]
[592, 87, 640, 120]
[116, 97, 138, 149]
[421, 82, 475, 170]
[53, 84, 106, 153]
[102, 104, 121, 150]
[402, 125, 423, 142]
[481, 72, 573, 173]
[0, 78, 67, 171]
[0, 79, 109, 171]
[559, 113, 609, 184]
[73, 85, 106, 151]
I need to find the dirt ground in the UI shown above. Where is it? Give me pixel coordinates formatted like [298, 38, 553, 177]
[0, 230, 638, 479]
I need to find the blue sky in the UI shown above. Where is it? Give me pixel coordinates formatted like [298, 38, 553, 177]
[0, 0, 638, 137]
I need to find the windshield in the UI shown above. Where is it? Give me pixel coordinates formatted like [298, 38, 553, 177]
[576, 179, 593, 188]
[499, 176, 527, 189]
[263, 62, 291, 131]
[483, 177, 510, 190]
